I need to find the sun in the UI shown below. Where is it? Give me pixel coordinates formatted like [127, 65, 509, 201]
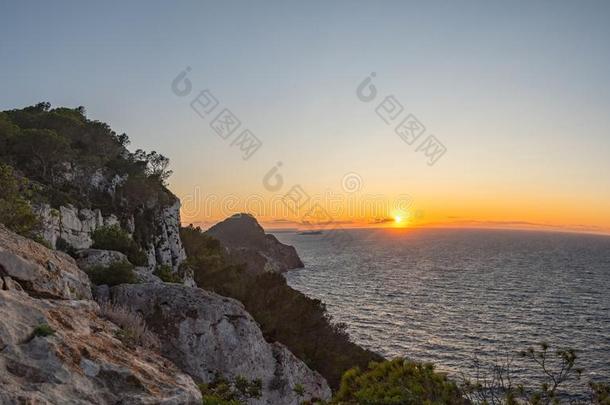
[394, 215, 403, 224]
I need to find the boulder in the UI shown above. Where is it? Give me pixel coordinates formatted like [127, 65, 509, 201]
[134, 266, 163, 284]
[75, 249, 128, 270]
[205, 214, 304, 273]
[110, 283, 332, 404]
[0, 225, 91, 300]
[0, 288, 202, 404]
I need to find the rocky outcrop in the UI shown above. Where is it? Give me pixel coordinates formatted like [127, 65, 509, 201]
[0, 288, 202, 404]
[75, 249, 128, 270]
[0, 225, 202, 404]
[110, 283, 332, 404]
[205, 214, 304, 273]
[147, 200, 187, 272]
[36, 204, 121, 250]
[36, 199, 188, 274]
[0, 225, 91, 300]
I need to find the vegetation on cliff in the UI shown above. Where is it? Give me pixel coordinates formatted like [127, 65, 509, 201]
[180, 224, 382, 389]
[0, 102, 174, 249]
[0, 161, 41, 239]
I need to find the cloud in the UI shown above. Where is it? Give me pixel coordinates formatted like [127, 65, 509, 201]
[299, 219, 356, 226]
[370, 217, 394, 224]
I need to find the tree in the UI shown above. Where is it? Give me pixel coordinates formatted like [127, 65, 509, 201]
[333, 358, 467, 404]
[0, 162, 40, 238]
[460, 343, 610, 405]
[145, 151, 172, 184]
[11, 128, 70, 182]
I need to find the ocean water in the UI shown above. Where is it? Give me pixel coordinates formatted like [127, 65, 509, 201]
[276, 228, 610, 388]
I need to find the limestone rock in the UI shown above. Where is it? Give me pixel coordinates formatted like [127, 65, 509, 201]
[35, 203, 126, 250]
[134, 267, 163, 284]
[205, 214, 304, 273]
[110, 283, 332, 404]
[0, 289, 202, 404]
[75, 249, 128, 270]
[147, 200, 187, 272]
[0, 225, 91, 300]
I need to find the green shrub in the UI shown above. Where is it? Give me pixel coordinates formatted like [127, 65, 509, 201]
[153, 264, 181, 283]
[198, 374, 262, 404]
[56, 237, 77, 257]
[91, 225, 147, 266]
[86, 260, 137, 286]
[333, 358, 466, 404]
[0, 162, 41, 238]
[33, 323, 55, 337]
[293, 383, 305, 397]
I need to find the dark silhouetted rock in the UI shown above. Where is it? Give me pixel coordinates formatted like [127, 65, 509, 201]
[205, 214, 304, 273]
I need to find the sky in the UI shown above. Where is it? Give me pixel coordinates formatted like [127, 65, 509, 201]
[1, 1, 610, 233]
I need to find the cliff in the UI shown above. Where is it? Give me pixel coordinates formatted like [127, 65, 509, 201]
[205, 213, 304, 273]
[0, 225, 202, 404]
[0, 104, 187, 279]
[0, 223, 331, 404]
[0, 104, 334, 404]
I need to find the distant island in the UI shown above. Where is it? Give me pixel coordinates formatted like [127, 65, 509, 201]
[299, 230, 323, 235]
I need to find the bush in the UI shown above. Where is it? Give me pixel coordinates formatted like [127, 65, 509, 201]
[32, 323, 55, 338]
[56, 237, 77, 257]
[333, 359, 466, 404]
[91, 225, 147, 266]
[198, 374, 262, 405]
[293, 383, 305, 397]
[99, 301, 160, 349]
[153, 264, 181, 283]
[0, 162, 41, 238]
[86, 261, 137, 286]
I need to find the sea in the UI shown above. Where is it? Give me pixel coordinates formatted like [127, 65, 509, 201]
[275, 228, 610, 391]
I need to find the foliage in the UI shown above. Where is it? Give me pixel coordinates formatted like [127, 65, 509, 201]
[180, 224, 382, 389]
[56, 237, 77, 257]
[332, 358, 466, 405]
[86, 261, 137, 287]
[0, 162, 41, 238]
[198, 374, 262, 405]
[0, 103, 174, 249]
[32, 323, 55, 338]
[153, 264, 181, 283]
[293, 383, 305, 397]
[460, 343, 610, 405]
[99, 301, 160, 349]
[91, 225, 147, 266]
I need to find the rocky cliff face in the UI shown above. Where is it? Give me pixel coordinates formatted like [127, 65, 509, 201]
[0, 225, 91, 300]
[36, 199, 187, 274]
[36, 204, 121, 250]
[205, 214, 304, 273]
[110, 283, 332, 404]
[0, 225, 202, 404]
[0, 223, 331, 404]
[147, 199, 187, 272]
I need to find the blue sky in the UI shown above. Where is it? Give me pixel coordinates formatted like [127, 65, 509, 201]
[2, 1, 610, 230]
